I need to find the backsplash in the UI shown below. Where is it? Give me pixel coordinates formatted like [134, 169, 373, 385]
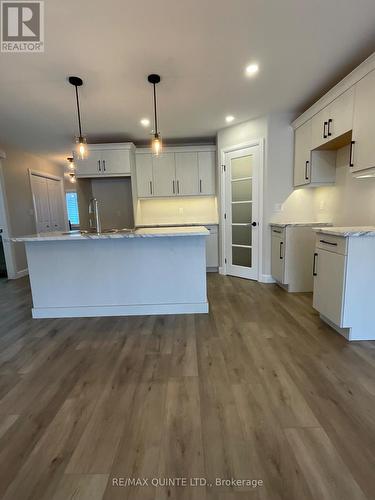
[136, 196, 218, 226]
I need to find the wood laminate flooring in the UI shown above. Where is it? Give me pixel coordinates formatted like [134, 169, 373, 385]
[0, 274, 374, 500]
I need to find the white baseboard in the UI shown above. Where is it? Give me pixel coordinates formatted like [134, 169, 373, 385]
[32, 301, 209, 319]
[8, 268, 29, 279]
[259, 274, 276, 284]
[219, 266, 226, 275]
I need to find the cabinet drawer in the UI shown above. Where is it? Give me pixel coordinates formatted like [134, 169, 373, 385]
[316, 234, 347, 255]
[271, 226, 285, 240]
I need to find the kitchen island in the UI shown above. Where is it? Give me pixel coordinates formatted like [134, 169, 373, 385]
[13, 226, 209, 318]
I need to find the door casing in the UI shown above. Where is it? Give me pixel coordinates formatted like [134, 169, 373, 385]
[220, 139, 264, 281]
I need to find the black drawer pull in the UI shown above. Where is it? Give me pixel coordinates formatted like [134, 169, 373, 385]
[323, 121, 328, 139]
[279, 241, 283, 259]
[320, 239, 338, 246]
[327, 118, 333, 137]
[273, 229, 282, 234]
[349, 140, 355, 167]
[313, 252, 318, 276]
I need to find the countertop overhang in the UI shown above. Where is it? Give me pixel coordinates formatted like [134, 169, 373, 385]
[313, 226, 375, 237]
[12, 226, 209, 242]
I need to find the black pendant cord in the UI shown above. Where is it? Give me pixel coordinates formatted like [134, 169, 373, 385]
[74, 85, 83, 138]
[153, 83, 158, 135]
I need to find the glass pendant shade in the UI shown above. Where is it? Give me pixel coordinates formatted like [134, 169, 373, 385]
[152, 133, 162, 156]
[76, 136, 87, 160]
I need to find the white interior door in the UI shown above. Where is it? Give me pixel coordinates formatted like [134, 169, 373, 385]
[224, 146, 259, 280]
[46, 178, 66, 231]
[31, 173, 67, 232]
[31, 175, 51, 232]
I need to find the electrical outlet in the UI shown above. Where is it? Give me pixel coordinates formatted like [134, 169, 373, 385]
[179, 207, 184, 215]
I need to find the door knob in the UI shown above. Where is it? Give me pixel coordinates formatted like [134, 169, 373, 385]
[251, 222, 257, 227]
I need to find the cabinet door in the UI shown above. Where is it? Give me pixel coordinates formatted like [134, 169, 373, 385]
[175, 152, 199, 196]
[75, 150, 102, 177]
[294, 120, 312, 187]
[198, 151, 216, 195]
[136, 154, 154, 198]
[352, 70, 375, 173]
[313, 249, 346, 326]
[152, 153, 176, 197]
[101, 149, 131, 176]
[311, 107, 330, 150]
[271, 234, 285, 283]
[329, 87, 354, 140]
[205, 226, 219, 268]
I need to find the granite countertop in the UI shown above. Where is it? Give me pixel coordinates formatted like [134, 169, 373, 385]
[314, 226, 375, 237]
[136, 222, 219, 228]
[12, 226, 209, 242]
[270, 222, 332, 228]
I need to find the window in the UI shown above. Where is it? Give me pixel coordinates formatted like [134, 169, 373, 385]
[65, 192, 80, 227]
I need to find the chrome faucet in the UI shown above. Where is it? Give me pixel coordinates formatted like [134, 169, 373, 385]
[88, 198, 102, 234]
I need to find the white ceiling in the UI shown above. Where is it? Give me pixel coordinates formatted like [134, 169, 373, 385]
[1, 0, 375, 162]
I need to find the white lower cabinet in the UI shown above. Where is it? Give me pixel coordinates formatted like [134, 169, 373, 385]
[205, 225, 219, 270]
[312, 232, 375, 341]
[271, 227, 285, 283]
[271, 224, 328, 293]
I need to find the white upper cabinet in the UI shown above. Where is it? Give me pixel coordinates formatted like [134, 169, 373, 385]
[76, 150, 102, 177]
[294, 120, 336, 187]
[175, 152, 199, 196]
[101, 149, 132, 175]
[311, 88, 354, 150]
[136, 154, 154, 198]
[352, 69, 375, 173]
[76, 144, 134, 178]
[198, 151, 216, 195]
[152, 153, 176, 197]
[294, 120, 312, 187]
[135, 147, 216, 198]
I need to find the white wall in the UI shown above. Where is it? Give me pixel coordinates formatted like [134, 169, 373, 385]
[0, 142, 64, 275]
[217, 113, 296, 278]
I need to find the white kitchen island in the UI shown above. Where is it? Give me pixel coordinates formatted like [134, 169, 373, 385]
[13, 226, 209, 318]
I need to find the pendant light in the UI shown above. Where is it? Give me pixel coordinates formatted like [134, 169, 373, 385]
[148, 74, 162, 156]
[67, 156, 75, 170]
[66, 156, 76, 183]
[68, 76, 88, 160]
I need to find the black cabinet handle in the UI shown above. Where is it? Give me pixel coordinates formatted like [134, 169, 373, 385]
[273, 229, 282, 234]
[323, 121, 328, 139]
[279, 241, 283, 260]
[177, 180, 180, 194]
[149, 181, 153, 195]
[349, 140, 355, 167]
[251, 222, 257, 227]
[313, 252, 318, 276]
[98, 160, 101, 172]
[172, 180, 175, 194]
[319, 239, 337, 246]
[103, 160, 106, 171]
[327, 118, 333, 137]
[199, 179, 202, 193]
[305, 160, 310, 180]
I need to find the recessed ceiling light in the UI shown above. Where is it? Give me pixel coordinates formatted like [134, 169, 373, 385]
[140, 118, 150, 127]
[225, 115, 234, 123]
[245, 63, 259, 76]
